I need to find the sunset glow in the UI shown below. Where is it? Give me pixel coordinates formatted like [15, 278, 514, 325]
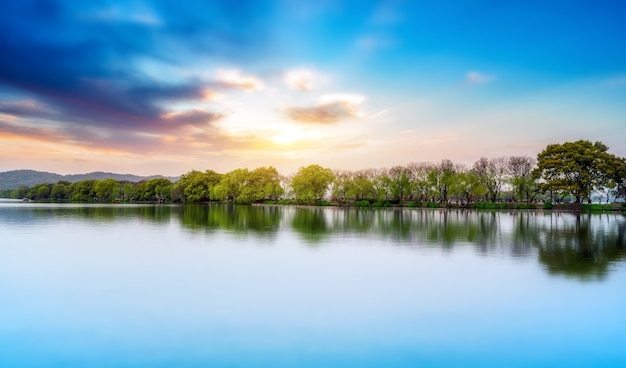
[0, 1, 624, 176]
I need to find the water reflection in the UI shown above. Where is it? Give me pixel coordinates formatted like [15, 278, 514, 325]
[0, 203, 175, 225]
[291, 207, 330, 243]
[179, 204, 281, 237]
[533, 213, 626, 280]
[2, 202, 625, 280]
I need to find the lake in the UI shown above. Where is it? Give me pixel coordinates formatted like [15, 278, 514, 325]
[1, 200, 625, 367]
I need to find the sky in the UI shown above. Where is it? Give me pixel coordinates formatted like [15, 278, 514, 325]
[0, 0, 625, 176]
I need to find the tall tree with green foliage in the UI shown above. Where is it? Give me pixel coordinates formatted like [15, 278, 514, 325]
[455, 170, 485, 203]
[331, 170, 354, 201]
[10, 186, 29, 199]
[245, 166, 283, 201]
[406, 162, 432, 202]
[347, 169, 375, 201]
[122, 183, 136, 201]
[50, 181, 70, 201]
[214, 168, 249, 202]
[614, 157, 626, 201]
[535, 140, 621, 203]
[94, 178, 120, 201]
[177, 170, 222, 202]
[427, 159, 458, 204]
[70, 180, 97, 201]
[371, 168, 390, 201]
[30, 183, 52, 200]
[229, 166, 284, 203]
[139, 178, 172, 201]
[386, 165, 413, 202]
[291, 164, 335, 202]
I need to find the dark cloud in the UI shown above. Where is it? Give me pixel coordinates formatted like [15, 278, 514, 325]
[0, 101, 55, 121]
[285, 101, 360, 124]
[161, 110, 224, 128]
[0, 0, 275, 138]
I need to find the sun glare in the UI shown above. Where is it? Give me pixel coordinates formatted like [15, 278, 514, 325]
[271, 124, 304, 144]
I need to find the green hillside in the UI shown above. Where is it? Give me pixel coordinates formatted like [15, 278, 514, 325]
[0, 170, 178, 190]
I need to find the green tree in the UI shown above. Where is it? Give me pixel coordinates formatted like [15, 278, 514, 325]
[178, 170, 222, 203]
[291, 164, 335, 202]
[50, 181, 70, 201]
[94, 178, 120, 201]
[11, 186, 30, 199]
[331, 170, 355, 201]
[29, 183, 51, 200]
[473, 157, 508, 202]
[387, 165, 413, 202]
[122, 183, 136, 201]
[596, 154, 626, 203]
[428, 159, 458, 204]
[347, 169, 375, 201]
[508, 156, 538, 202]
[614, 157, 626, 201]
[140, 178, 172, 201]
[371, 168, 391, 202]
[214, 167, 284, 203]
[407, 162, 432, 202]
[214, 168, 249, 202]
[241, 166, 283, 202]
[71, 180, 97, 201]
[455, 170, 485, 203]
[535, 140, 620, 203]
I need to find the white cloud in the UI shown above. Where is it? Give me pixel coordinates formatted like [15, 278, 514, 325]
[319, 93, 366, 106]
[466, 71, 493, 84]
[216, 69, 264, 91]
[284, 93, 367, 124]
[86, 6, 161, 25]
[284, 68, 318, 91]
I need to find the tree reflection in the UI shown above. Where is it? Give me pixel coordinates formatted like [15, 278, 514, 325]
[291, 207, 330, 243]
[4, 202, 625, 279]
[286, 208, 626, 280]
[179, 204, 281, 237]
[0, 204, 175, 225]
[533, 213, 626, 280]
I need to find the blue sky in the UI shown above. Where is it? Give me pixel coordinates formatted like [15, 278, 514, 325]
[0, 0, 624, 175]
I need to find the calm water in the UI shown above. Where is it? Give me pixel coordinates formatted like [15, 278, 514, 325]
[1, 200, 625, 367]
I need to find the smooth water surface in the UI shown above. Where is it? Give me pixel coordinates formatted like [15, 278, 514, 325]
[1, 201, 626, 367]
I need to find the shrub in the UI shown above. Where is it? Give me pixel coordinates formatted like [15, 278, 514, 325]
[355, 200, 371, 207]
[315, 200, 330, 206]
[582, 204, 612, 211]
[543, 202, 553, 210]
[473, 202, 508, 210]
[512, 203, 538, 210]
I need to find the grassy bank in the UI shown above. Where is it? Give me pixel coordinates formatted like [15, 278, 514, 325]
[257, 200, 625, 212]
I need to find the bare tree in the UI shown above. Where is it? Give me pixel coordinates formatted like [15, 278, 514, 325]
[473, 157, 508, 202]
[406, 162, 433, 202]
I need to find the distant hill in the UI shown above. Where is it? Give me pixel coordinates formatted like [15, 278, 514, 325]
[0, 170, 179, 190]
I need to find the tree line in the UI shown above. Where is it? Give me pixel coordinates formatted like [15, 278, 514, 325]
[3, 140, 625, 205]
